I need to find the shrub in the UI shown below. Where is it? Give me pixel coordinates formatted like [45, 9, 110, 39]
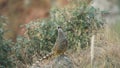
[0, 17, 14, 68]
[26, 5, 103, 52]
[0, 1, 103, 67]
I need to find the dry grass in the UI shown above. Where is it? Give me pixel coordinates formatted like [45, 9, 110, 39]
[69, 24, 120, 68]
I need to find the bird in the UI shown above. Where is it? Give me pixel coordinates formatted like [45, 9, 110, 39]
[39, 26, 68, 61]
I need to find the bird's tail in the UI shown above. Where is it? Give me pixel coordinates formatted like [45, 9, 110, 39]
[39, 52, 54, 62]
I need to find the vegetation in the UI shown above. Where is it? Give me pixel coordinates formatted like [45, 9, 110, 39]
[112, 21, 120, 38]
[0, 1, 105, 68]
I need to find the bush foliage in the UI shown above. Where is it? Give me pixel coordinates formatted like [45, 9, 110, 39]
[0, 1, 103, 67]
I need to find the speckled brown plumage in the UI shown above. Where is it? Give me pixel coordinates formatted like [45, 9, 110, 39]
[39, 26, 68, 61]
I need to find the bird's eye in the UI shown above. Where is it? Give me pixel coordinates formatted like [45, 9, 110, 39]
[58, 26, 61, 29]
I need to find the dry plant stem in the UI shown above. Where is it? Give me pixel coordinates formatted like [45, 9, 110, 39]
[91, 35, 95, 68]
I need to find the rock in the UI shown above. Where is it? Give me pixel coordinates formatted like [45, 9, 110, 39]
[30, 54, 74, 68]
[52, 54, 74, 68]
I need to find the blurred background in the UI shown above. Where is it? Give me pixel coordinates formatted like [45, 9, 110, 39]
[0, 0, 119, 42]
[0, 0, 120, 68]
[0, 0, 68, 42]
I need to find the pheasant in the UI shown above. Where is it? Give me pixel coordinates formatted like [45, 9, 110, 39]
[39, 26, 68, 61]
